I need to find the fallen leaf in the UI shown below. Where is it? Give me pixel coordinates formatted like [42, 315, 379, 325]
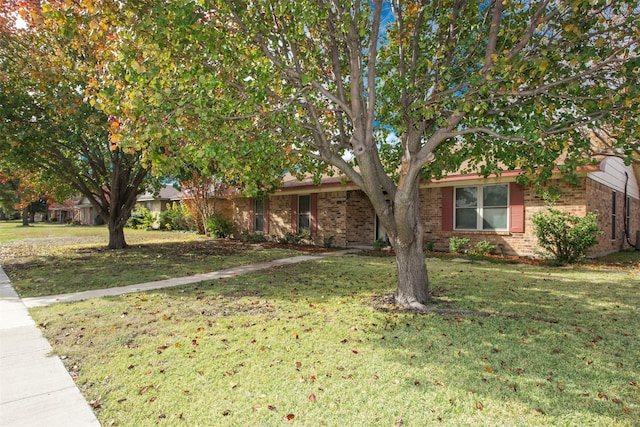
[309, 393, 316, 401]
[612, 398, 623, 405]
[286, 413, 295, 420]
[476, 401, 484, 410]
[352, 350, 359, 354]
[485, 366, 493, 374]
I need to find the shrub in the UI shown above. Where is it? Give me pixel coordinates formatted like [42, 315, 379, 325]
[373, 238, 387, 251]
[470, 240, 496, 256]
[424, 240, 436, 252]
[127, 207, 155, 230]
[158, 203, 192, 231]
[532, 207, 602, 265]
[323, 235, 335, 248]
[449, 236, 470, 253]
[238, 230, 267, 243]
[206, 214, 233, 238]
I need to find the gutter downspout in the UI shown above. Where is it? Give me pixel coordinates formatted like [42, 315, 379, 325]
[623, 171, 638, 250]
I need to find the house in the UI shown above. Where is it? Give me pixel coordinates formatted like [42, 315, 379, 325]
[135, 185, 182, 216]
[73, 185, 182, 226]
[232, 156, 640, 257]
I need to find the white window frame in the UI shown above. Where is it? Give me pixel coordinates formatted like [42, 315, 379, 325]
[454, 184, 509, 231]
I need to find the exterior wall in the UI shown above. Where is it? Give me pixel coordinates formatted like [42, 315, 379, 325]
[345, 190, 376, 246]
[231, 161, 640, 256]
[425, 178, 588, 257]
[232, 197, 253, 235]
[587, 178, 640, 255]
[317, 191, 348, 246]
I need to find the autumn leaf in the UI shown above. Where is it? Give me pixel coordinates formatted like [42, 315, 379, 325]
[309, 393, 316, 402]
[286, 413, 295, 421]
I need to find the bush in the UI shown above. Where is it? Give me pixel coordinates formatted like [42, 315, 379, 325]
[323, 235, 335, 249]
[449, 236, 470, 253]
[238, 230, 267, 243]
[158, 203, 192, 231]
[373, 238, 387, 251]
[206, 214, 233, 238]
[424, 240, 436, 252]
[469, 240, 496, 256]
[127, 207, 155, 230]
[532, 207, 602, 265]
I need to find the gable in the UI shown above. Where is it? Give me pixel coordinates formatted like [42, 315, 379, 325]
[588, 157, 639, 200]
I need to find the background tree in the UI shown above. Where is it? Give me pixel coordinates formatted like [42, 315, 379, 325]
[81, 0, 637, 309]
[0, 1, 159, 248]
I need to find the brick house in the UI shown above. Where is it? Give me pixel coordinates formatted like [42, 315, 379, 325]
[232, 156, 640, 257]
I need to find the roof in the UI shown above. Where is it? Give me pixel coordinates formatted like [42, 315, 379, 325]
[136, 185, 182, 202]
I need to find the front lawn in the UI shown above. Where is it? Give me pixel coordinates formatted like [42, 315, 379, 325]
[0, 223, 303, 297]
[30, 255, 639, 426]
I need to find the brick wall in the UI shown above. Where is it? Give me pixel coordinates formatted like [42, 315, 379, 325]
[424, 179, 589, 257]
[345, 190, 376, 246]
[233, 175, 640, 255]
[317, 191, 348, 246]
[587, 178, 640, 254]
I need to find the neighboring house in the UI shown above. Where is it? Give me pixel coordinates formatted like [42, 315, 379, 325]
[232, 156, 640, 257]
[47, 200, 76, 223]
[73, 185, 182, 226]
[135, 185, 182, 216]
[74, 195, 99, 225]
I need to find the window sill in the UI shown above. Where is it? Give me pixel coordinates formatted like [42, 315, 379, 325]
[452, 230, 512, 236]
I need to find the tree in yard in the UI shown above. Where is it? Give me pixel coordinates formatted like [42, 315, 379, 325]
[87, 0, 637, 309]
[0, 2, 159, 248]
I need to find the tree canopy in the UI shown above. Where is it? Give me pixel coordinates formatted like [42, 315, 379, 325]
[6, 0, 639, 307]
[0, 2, 158, 248]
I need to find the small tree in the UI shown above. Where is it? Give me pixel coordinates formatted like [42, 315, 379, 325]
[532, 206, 602, 265]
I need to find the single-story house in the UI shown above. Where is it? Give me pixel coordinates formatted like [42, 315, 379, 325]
[135, 185, 183, 216]
[232, 156, 640, 257]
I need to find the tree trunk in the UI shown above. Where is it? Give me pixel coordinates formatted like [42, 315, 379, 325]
[390, 167, 429, 309]
[29, 210, 35, 223]
[391, 213, 429, 309]
[107, 221, 128, 249]
[21, 207, 29, 226]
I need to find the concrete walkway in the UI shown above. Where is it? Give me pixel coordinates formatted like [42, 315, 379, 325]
[0, 250, 355, 426]
[0, 267, 101, 427]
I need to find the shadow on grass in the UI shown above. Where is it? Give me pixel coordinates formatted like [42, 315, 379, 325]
[153, 256, 638, 422]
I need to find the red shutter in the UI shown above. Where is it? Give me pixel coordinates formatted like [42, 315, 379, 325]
[264, 199, 270, 234]
[310, 193, 318, 235]
[509, 182, 525, 233]
[441, 187, 453, 231]
[291, 195, 298, 233]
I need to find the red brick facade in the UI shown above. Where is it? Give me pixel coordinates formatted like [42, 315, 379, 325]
[233, 173, 640, 257]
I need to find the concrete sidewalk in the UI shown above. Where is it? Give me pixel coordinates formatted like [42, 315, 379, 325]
[1, 250, 356, 426]
[0, 267, 101, 427]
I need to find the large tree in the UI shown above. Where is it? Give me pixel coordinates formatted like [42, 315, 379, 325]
[83, 0, 638, 309]
[0, 2, 158, 248]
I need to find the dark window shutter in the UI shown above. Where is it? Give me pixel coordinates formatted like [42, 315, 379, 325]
[441, 187, 453, 231]
[264, 199, 270, 234]
[509, 182, 525, 233]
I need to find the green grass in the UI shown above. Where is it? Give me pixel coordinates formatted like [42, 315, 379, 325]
[0, 222, 303, 297]
[29, 255, 639, 426]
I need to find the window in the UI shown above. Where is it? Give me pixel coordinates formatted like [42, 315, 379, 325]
[611, 191, 617, 240]
[455, 184, 508, 230]
[254, 199, 264, 232]
[298, 195, 311, 232]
